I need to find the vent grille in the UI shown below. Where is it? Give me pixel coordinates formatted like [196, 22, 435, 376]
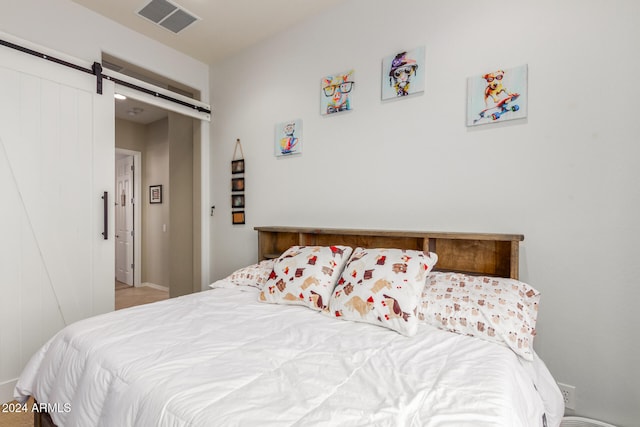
[159, 9, 198, 33]
[137, 0, 199, 34]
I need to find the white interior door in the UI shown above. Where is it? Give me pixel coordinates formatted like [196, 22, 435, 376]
[0, 37, 114, 402]
[115, 155, 134, 285]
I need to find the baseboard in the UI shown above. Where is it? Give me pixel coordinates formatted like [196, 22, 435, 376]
[141, 282, 169, 292]
[0, 378, 18, 404]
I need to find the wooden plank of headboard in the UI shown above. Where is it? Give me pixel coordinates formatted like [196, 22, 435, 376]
[254, 227, 524, 279]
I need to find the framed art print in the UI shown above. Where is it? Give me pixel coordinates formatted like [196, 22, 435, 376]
[275, 119, 302, 156]
[231, 177, 245, 192]
[321, 69, 354, 115]
[231, 194, 245, 209]
[467, 64, 528, 126]
[231, 159, 245, 174]
[381, 47, 425, 100]
[149, 185, 162, 204]
[232, 211, 245, 225]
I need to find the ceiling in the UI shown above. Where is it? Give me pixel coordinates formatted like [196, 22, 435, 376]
[71, 0, 349, 64]
[114, 96, 169, 125]
[74, 0, 348, 124]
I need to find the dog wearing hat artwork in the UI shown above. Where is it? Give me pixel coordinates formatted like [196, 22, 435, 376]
[389, 52, 418, 97]
[382, 47, 425, 100]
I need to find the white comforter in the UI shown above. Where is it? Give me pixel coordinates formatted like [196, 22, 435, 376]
[16, 288, 562, 427]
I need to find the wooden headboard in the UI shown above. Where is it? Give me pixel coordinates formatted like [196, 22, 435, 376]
[254, 226, 524, 279]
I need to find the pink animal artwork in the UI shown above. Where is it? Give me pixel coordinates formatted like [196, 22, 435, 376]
[321, 70, 354, 115]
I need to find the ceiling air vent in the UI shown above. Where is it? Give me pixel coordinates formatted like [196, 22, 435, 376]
[137, 0, 199, 34]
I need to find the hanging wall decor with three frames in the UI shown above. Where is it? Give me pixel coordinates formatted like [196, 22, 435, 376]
[231, 138, 245, 224]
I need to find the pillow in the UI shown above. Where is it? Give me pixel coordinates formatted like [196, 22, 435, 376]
[419, 272, 540, 360]
[258, 245, 353, 312]
[209, 259, 275, 291]
[329, 248, 438, 336]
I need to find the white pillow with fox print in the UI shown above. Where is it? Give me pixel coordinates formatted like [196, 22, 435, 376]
[209, 259, 275, 291]
[329, 248, 438, 336]
[419, 272, 540, 361]
[258, 245, 353, 312]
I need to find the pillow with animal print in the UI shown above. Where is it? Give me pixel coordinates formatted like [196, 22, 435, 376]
[419, 272, 540, 361]
[329, 248, 438, 336]
[258, 245, 353, 312]
[209, 259, 275, 291]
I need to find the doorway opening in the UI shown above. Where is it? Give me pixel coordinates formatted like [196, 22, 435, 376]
[114, 98, 201, 302]
[107, 53, 204, 301]
[115, 148, 141, 288]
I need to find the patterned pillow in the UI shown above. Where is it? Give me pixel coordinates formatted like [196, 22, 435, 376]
[419, 272, 540, 360]
[329, 248, 438, 336]
[258, 246, 353, 312]
[209, 259, 275, 291]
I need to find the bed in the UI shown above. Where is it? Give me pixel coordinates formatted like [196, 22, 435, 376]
[15, 227, 563, 427]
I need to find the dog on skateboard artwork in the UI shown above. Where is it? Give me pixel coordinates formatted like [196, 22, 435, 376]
[466, 64, 528, 126]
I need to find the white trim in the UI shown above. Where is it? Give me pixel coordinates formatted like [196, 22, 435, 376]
[141, 282, 170, 292]
[199, 119, 210, 291]
[0, 30, 94, 70]
[115, 148, 142, 287]
[108, 69, 211, 122]
[0, 378, 18, 404]
[561, 417, 616, 427]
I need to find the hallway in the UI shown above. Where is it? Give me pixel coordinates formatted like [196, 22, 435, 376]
[115, 281, 168, 310]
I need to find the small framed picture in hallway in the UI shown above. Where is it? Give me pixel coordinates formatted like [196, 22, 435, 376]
[149, 185, 162, 204]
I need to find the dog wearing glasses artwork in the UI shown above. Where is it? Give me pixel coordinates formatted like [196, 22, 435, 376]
[321, 70, 354, 115]
[381, 47, 425, 100]
[483, 70, 509, 105]
[466, 64, 528, 126]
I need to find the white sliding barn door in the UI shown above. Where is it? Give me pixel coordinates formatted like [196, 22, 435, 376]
[0, 42, 114, 402]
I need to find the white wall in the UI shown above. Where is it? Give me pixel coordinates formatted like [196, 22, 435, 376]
[210, 1, 640, 425]
[168, 113, 196, 297]
[144, 119, 171, 288]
